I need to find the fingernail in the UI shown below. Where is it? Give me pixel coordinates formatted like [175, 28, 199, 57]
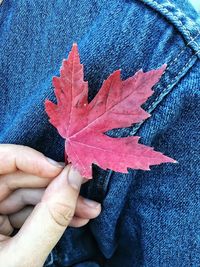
[83, 198, 101, 208]
[46, 157, 65, 168]
[67, 166, 83, 190]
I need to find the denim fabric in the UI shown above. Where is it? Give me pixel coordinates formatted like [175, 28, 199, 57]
[0, 0, 200, 266]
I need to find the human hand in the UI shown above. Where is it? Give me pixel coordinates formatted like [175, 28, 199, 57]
[0, 161, 96, 267]
[0, 144, 101, 235]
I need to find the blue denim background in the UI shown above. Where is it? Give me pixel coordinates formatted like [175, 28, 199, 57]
[0, 0, 200, 266]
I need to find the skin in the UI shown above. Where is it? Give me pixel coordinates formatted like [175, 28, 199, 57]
[0, 144, 101, 267]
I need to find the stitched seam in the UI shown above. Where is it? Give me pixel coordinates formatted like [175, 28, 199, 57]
[140, 0, 200, 50]
[148, 49, 200, 111]
[151, 32, 200, 85]
[165, 32, 200, 71]
[152, 0, 200, 43]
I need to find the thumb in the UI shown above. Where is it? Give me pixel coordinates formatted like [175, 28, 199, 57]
[10, 165, 83, 267]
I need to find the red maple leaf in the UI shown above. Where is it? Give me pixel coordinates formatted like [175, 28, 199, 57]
[45, 43, 176, 178]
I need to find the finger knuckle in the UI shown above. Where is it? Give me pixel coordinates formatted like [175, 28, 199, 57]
[48, 202, 75, 227]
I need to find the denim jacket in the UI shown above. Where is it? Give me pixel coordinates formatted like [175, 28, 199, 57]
[0, 0, 200, 266]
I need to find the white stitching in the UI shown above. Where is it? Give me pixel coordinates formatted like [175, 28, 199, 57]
[148, 50, 200, 111]
[128, 51, 199, 136]
[156, 31, 200, 79]
[167, 32, 200, 69]
[146, 0, 200, 110]
[149, 0, 200, 47]
[138, 0, 200, 81]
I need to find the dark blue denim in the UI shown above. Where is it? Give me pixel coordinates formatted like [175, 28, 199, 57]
[0, 0, 200, 266]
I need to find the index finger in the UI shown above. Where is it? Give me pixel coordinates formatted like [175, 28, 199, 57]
[0, 144, 64, 178]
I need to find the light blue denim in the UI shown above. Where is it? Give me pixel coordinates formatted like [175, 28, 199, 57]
[0, 0, 200, 266]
